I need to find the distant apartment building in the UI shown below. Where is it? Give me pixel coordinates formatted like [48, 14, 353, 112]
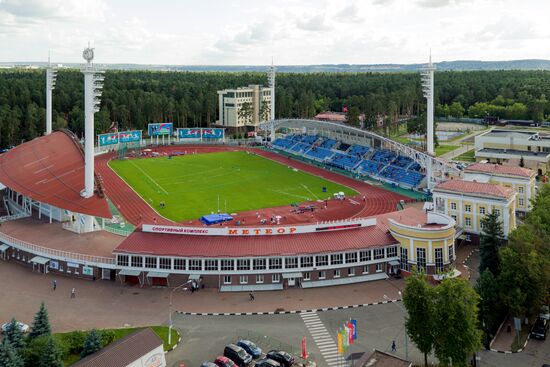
[474, 129, 550, 175]
[463, 162, 536, 214]
[217, 85, 272, 129]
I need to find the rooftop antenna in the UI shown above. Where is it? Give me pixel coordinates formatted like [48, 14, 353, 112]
[45, 50, 57, 135]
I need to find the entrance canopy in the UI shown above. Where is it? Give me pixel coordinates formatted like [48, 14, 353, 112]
[188, 274, 201, 281]
[146, 271, 169, 278]
[200, 213, 233, 226]
[118, 269, 141, 276]
[0, 244, 9, 252]
[30, 256, 50, 265]
[282, 272, 303, 279]
[388, 260, 400, 266]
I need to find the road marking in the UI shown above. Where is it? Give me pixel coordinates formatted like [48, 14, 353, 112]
[129, 160, 169, 195]
[300, 312, 340, 367]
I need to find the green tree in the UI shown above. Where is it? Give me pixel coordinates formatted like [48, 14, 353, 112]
[402, 271, 434, 367]
[238, 102, 253, 125]
[0, 337, 24, 367]
[38, 337, 63, 367]
[475, 270, 504, 346]
[519, 156, 525, 167]
[345, 106, 360, 127]
[479, 210, 505, 275]
[448, 101, 465, 118]
[28, 302, 51, 341]
[4, 318, 25, 350]
[80, 329, 102, 358]
[433, 278, 482, 367]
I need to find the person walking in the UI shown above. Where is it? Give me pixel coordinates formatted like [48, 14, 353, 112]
[52, 279, 57, 291]
[71, 287, 76, 298]
[249, 293, 255, 301]
[391, 340, 396, 353]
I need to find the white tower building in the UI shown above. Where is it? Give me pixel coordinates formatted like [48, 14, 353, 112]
[81, 46, 104, 231]
[45, 55, 57, 135]
[267, 60, 276, 139]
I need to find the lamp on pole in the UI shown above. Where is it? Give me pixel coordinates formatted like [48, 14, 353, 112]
[169, 282, 189, 345]
[384, 292, 408, 361]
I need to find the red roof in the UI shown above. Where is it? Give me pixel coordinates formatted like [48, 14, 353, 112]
[465, 163, 534, 178]
[433, 179, 514, 199]
[0, 131, 111, 218]
[113, 208, 430, 258]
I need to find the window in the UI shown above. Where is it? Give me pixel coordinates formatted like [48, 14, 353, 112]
[272, 274, 281, 283]
[416, 248, 426, 272]
[334, 269, 341, 278]
[316, 255, 328, 267]
[450, 202, 457, 210]
[117, 255, 129, 267]
[465, 204, 471, 213]
[518, 186, 524, 194]
[348, 268, 355, 276]
[362, 265, 369, 274]
[174, 258, 186, 270]
[465, 217, 472, 227]
[131, 256, 143, 268]
[345, 252, 357, 263]
[400, 247, 409, 272]
[448, 245, 454, 262]
[479, 207, 486, 215]
[159, 258, 171, 270]
[518, 198, 524, 206]
[253, 258, 266, 270]
[145, 257, 157, 269]
[374, 248, 385, 260]
[386, 246, 397, 258]
[434, 247, 444, 271]
[239, 275, 248, 284]
[221, 259, 234, 271]
[205, 259, 218, 271]
[223, 276, 231, 285]
[494, 209, 501, 217]
[360, 250, 371, 262]
[285, 257, 298, 269]
[189, 259, 202, 271]
[451, 215, 457, 222]
[256, 274, 264, 284]
[318, 271, 326, 279]
[300, 256, 313, 268]
[269, 258, 282, 269]
[376, 263, 383, 272]
[237, 259, 250, 271]
[303, 272, 311, 281]
[465, 234, 471, 242]
[331, 254, 343, 265]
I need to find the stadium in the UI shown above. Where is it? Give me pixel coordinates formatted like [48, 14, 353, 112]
[0, 50, 461, 292]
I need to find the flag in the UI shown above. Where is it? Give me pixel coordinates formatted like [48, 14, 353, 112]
[343, 326, 349, 349]
[337, 331, 344, 354]
[351, 319, 357, 340]
[348, 321, 354, 345]
[301, 336, 308, 359]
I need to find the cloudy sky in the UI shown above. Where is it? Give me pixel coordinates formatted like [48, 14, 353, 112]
[0, 0, 547, 65]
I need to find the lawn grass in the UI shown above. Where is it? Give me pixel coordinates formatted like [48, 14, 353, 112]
[109, 151, 357, 221]
[435, 145, 459, 156]
[455, 149, 476, 162]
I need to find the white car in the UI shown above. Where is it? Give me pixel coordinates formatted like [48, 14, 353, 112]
[1, 321, 30, 333]
[540, 305, 550, 321]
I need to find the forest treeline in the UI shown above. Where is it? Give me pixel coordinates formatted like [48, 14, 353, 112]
[1, 69, 550, 148]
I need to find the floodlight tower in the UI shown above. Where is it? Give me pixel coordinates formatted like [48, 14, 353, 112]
[80, 45, 104, 233]
[267, 59, 276, 139]
[421, 54, 435, 155]
[45, 54, 57, 135]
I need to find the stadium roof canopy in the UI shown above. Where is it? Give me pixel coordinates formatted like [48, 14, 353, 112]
[0, 130, 111, 218]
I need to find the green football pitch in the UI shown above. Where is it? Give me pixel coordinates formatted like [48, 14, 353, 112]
[108, 151, 357, 222]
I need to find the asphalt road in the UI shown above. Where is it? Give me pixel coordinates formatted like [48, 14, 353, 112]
[166, 305, 549, 367]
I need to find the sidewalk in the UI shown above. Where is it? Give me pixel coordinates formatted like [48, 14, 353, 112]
[0, 260, 404, 332]
[490, 315, 519, 352]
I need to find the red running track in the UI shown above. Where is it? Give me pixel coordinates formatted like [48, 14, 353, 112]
[95, 146, 411, 227]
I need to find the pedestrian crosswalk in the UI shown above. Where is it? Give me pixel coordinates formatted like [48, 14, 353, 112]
[300, 311, 344, 367]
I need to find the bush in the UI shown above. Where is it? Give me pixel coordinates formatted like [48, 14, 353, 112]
[100, 330, 116, 347]
[60, 330, 87, 355]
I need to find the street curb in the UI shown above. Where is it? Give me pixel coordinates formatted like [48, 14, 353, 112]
[175, 299, 402, 316]
[165, 333, 182, 354]
[489, 334, 530, 354]
[462, 247, 478, 280]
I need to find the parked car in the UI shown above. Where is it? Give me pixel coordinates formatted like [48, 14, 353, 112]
[223, 344, 253, 367]
[201, 362, 218, 367]
[266, 350, 294, 367]
[530, 317, 549, 340]
[255, 359, 281, 367]
[1, 321, 29, 333]
[236, 340, 262, 359]
[214, 356, 237, 367]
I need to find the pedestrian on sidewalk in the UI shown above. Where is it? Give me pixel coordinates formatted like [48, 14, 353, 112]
[249, 293, 255, 301]
[391, 340, 396, 353]
[71, 287, 76, 298]
[52, 279, 57, 291]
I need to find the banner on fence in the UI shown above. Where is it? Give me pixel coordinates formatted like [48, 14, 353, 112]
[177, 128, 224, 139]
[98, 133, 119, 147]
[148, 123, 173, 136]
[118, 130, 142, 143]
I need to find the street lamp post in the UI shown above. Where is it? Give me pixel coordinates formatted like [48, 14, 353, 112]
[384, 292, 408, 361]
[169, 282, 189, 345]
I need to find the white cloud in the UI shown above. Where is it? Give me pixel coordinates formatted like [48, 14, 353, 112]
[335, 3, 363, 23]
[0, 0, 107, 22]
[415, 0, 471, 8]
[296, 13, 332, 31]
